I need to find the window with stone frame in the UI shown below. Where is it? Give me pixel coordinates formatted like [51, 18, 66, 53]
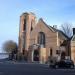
[38, 32, 45, 47]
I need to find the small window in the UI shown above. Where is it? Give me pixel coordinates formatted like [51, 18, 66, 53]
[31, 20, 34, 31]
[31, 24, 33, 31]
[50, 48, 52, 56]
[56, 50, 60, 54]
[23, 19, 26, 31]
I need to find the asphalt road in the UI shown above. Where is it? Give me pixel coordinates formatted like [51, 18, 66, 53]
[0, 61, 75, 75]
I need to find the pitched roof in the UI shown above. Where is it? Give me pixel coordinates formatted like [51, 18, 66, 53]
[38, 18, 56, 32]
[57, 30, 69, 39]
[50, 26, 69, 39]
[71, 35, 75, 41]
[37, 18, 69, 39]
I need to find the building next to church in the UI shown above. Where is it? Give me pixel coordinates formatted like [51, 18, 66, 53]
[71, 28, 75, 64]
[18, 12, 71, 64]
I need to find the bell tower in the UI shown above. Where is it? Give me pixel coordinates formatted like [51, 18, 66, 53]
[19, 12, 36, 53]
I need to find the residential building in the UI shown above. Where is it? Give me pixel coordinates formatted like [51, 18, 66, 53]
[71, 28, 75, 64]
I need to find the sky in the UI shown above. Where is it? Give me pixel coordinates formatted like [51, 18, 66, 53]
[0, 0, 75, 52]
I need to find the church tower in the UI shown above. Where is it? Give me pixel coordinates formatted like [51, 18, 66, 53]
[19, 12, 36, 53]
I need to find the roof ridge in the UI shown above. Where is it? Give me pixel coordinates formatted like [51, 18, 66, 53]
[38, 18, 56, 32]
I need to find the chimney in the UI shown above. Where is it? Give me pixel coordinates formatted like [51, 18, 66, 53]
[53, 25, 57, 29]
[73, 28, 75, 35]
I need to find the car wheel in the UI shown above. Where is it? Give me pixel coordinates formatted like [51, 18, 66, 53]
[70, 65, 74, 69]
[55, 65, 59, 69]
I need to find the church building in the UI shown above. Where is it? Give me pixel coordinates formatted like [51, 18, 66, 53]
[18, 12, 70, 63]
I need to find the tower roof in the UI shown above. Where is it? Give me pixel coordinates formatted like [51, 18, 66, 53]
[21, 12, 36, 17]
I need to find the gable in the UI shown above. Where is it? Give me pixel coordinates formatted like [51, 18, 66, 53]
[30, 18, 68, 42]
[30, 18, 57, 40]
[37, 18, 56, 32]
[58, 30, 69, 40]
[31, 18, 56, 34]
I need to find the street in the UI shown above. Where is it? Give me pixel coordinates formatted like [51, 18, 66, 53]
[0, 61, 75, 75]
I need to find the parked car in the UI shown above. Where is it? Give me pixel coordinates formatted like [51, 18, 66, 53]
[49, 59, 74, 69]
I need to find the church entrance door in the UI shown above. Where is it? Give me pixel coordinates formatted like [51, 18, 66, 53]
[33, 50, 39, 61]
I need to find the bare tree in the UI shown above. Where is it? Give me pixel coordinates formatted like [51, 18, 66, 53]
[60, 22, 73, 38]
[3, 40, 18, 53]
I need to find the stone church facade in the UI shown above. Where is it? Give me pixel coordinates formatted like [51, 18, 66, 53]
[18, 12, 70, 63]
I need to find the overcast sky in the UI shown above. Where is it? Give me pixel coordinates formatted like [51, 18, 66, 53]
[0, 0, 75, 52]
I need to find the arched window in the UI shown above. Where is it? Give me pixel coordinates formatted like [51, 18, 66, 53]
[38, 32, 45, 47]
[31, 20, 34, 31]
[31, 21, 33, 31]
[23, 19, 26, 31]
[50, 48, 52, 56]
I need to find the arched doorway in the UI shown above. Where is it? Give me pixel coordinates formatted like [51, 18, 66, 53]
[33, 50, 39, 61]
